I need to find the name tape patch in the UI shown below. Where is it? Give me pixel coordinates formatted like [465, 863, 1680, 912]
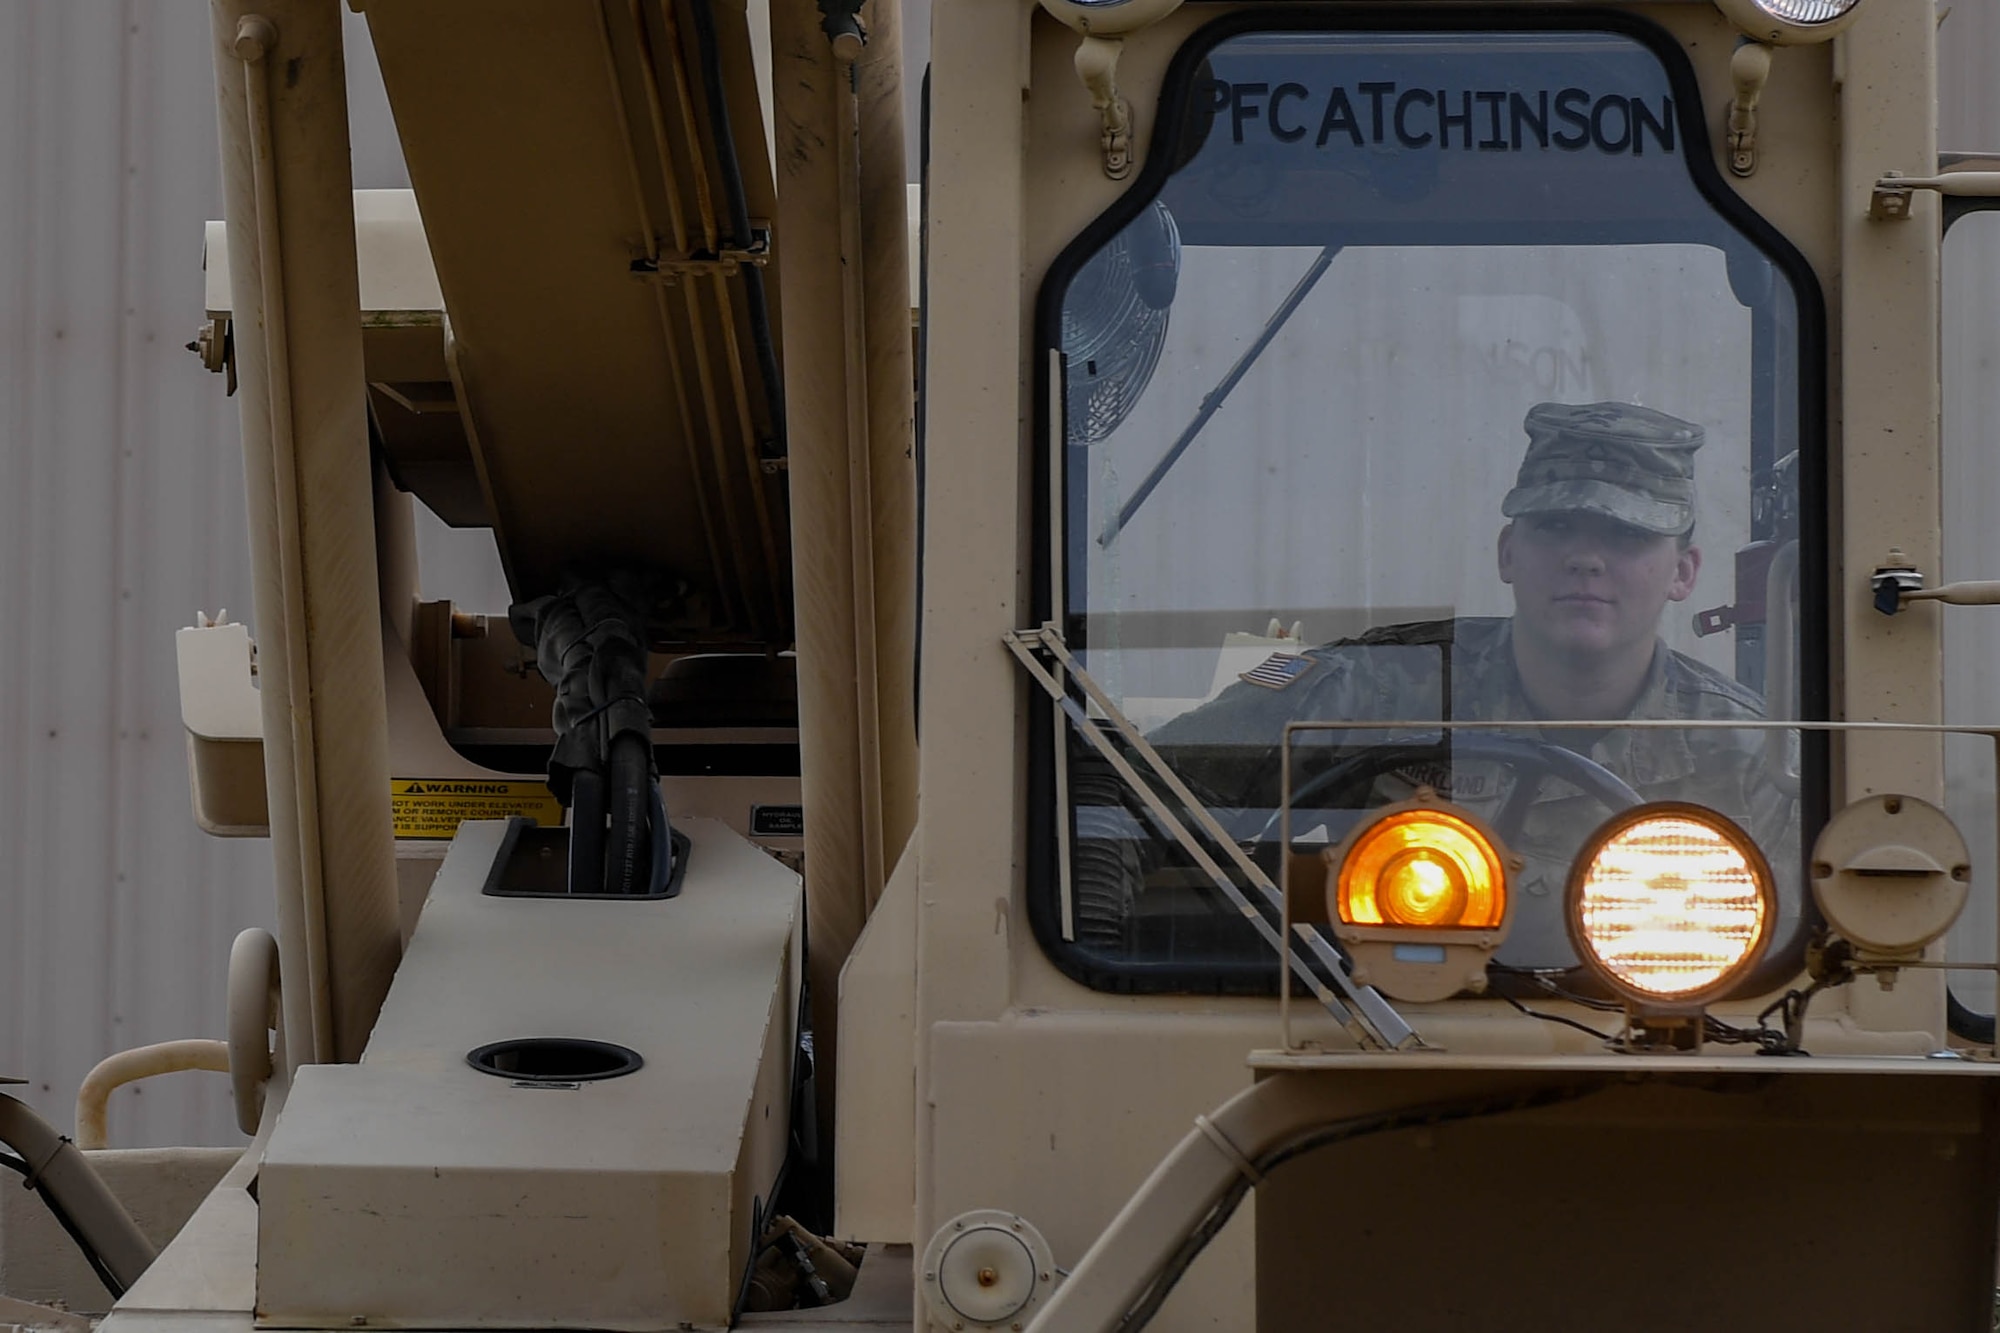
[1211, 80, 1677, 158]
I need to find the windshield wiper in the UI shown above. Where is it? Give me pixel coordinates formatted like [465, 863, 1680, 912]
[1101, 243, 1341, 545]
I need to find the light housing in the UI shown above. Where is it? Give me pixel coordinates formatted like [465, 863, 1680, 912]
[1327, 799, 1513, 1003]
[1566, 803, 1776, 1011]
[1811, 794, 1970, 958]
[1713, 0, 1864, 46]
[1036, 0, 1184, 37]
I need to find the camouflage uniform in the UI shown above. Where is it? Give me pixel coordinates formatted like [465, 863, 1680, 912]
[1501, 400, 1702, 536]
[1149, 616, 1799, 964]
[1144, 402, 1801, 966]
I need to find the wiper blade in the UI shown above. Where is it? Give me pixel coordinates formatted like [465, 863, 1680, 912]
[1100, 244, 1340, 545]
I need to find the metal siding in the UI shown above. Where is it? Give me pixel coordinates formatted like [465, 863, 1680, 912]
[0, 1, 502, 1147]
[1939, 8, 2000, 1012]
[1, 1, 270, 1149]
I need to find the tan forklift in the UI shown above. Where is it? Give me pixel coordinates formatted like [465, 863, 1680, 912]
[4, 0, 2000, 1328]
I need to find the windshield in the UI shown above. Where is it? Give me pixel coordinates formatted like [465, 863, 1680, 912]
[1035, 23, 1820, 993]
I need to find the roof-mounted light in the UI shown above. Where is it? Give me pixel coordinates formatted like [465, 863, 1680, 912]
[1714, 0, 1864, 45]
[1037, 0, 1182, 37]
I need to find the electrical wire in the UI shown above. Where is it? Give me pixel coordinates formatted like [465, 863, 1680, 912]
[1114, 1083, 1602, 1330]
[0, 1148, 127, 1298]
[1493, 963, 1839, 1056]
[1490, 964, 1624, 1013]
[1498, 992, 1616, 1042]
[1744, 974, 1843, 1055]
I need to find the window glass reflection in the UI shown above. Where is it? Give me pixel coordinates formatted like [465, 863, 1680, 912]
[1046, 29, 1810, 984]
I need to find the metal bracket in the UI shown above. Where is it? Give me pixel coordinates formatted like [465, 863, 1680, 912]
[1870, 547, 1924, 614]
[630, 242, 771, 283]
[1073, 35, 1134, 180]
[185, 316, 236, 395]
[1724, 41, 1772, 179]
[1871, 171, 1917, 221]
[1867, 546, 2000, 614]
[1004, 624, 1419, 1051]
[1871, 169, 2000, 220]
[1693, 604, 1741, 637]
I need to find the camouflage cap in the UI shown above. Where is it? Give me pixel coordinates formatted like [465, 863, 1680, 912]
[1500, 401, 1703, 537]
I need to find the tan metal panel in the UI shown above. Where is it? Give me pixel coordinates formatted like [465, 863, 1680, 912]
[256, 819, 798, 1329]
[361, 0, 792, 635]
[1836, 0, 1955, 1040]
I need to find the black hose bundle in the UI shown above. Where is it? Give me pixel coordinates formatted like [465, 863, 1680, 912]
[510, 575, 673, 896]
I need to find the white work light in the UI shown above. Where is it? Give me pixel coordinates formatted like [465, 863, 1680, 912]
[1036, 0, 1183, 37]
[1714, 0, 1864, 45]
[1566, 804, 1776, 1010]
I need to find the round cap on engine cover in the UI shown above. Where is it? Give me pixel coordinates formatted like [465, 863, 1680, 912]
[921, 1210, 1054, 1330]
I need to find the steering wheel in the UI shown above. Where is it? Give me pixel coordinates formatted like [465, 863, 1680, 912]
[1256, 730, 1643, 848]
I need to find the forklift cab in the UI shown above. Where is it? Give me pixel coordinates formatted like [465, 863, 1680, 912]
[31, 1, 2000, 1332]
[1040, 20, 1816, 986]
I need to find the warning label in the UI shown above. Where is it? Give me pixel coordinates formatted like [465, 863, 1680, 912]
[391, 778, 563, 841]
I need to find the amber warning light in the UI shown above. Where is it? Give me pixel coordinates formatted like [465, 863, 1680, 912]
[1328, 802, 1513, 1003]
[1337, 808, 1507, 929]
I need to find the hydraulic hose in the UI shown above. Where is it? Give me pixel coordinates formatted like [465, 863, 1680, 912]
[568, 769, 608, 898]
[511, 576, 668, 896]
[1022, 1077, 1597, 1333]
[604, 732, 653, 895]
[648, 781, 674, 895]
[690, 0, 786, 462]
[0, 1094, 156, 1297]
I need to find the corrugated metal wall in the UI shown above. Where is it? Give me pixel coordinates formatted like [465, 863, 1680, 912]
[0, 1, 270, 1148]
[0, 0, 508, 1149]
[1938, 4, 2000, 1011]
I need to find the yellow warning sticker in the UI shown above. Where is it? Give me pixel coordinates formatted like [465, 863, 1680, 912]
[391, 779, 563, 841]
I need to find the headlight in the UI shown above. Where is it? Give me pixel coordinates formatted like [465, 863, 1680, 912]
[1566, 804, 1775, 1007]
[1328, 801, 1512, 1003]
[1713, 0, 1864, 45]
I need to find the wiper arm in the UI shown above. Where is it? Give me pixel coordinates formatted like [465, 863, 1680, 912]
[1100, 244, 1341, 545]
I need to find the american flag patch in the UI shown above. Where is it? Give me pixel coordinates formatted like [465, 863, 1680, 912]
[1239, 652, 1313, 690]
